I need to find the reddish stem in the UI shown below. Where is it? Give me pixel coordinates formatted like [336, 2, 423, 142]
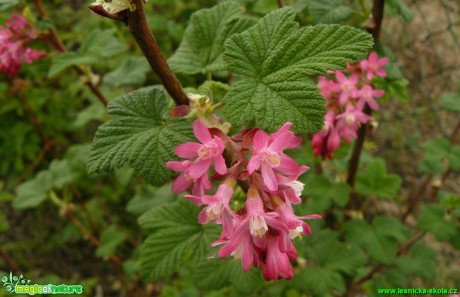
[125, 0, 189, 106]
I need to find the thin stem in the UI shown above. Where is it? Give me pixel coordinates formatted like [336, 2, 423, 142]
[12, 84, 49, 145]
[126, 0, 189, 106]
[345, 0, 385, 208]
[32, 0, 109, 106]
[14, 141, 51, 187]
[277, 0, 286, 8]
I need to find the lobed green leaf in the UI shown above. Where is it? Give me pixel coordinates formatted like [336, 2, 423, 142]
[223, 7, 373, 133]
[87, 87, 194, 186]
[169, 2, 256, 75]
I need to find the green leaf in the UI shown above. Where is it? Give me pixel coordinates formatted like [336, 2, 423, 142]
[49, 53, 98, 78]
[423, 137, 451, 159]
[396, 243, 436, 279]
[305, 238, 366, 276]
[13, 172, 51, 209]
[223, 8, 373, 133]
[169, 2, 256, 75]
[372, 216, 410, 242]
[385, 0, 413, 22]
[356, 158, 402, 199]
[292, 266, 346, 297]
[104, 57, 150, 88]
[0, 0, 18, 11]
[127, 184, 175, 216]
[440, 92, 460, 113]
[417, 205, 456, 241]
[139, 196, 198, 231]
[193, 260, 261, 294]
[96, 225, 127, 257]
[447, 147, 460, 171]
[418, 137, 455, 174]
[49, 29, 126, 77]
[79, 29, 127, 58]
[344, 217, 405, 264]
[87, 87, 194, 186]
[140, 200, 219, 280]
[310, 0, 353, 24]
[13, 159, 83, 209]
[305, 176, 350, 213]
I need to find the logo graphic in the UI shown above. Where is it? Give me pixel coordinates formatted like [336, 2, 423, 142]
[1, 272, 31, 293]
[1, 272, 83, 295]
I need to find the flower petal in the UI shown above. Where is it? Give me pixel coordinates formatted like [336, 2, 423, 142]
[189, 158, 212, 179]
[193, 120, 212, 143]
[253, 130, 269, 151]
[261, 164, 278, 191]
[175, 142, 201, 158]
[247, 156, 261, 174]
[277, 155, 301, 176]
[213, 154, 227, 175]
[172, 173, 192, 193]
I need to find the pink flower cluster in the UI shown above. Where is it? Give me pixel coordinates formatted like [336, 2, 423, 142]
[0, 13, 45, 75]
[312, 52, 388, 158]
[167, 120, 320, 280]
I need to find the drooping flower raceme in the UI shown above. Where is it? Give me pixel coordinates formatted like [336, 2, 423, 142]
[312, 52, 388, 158]
[168, 120, 321, 280]
[0, 13, 45, 75]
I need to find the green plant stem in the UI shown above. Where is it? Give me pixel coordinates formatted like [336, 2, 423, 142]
[33, 0, 109, 107]
[125, 0, 189, 106]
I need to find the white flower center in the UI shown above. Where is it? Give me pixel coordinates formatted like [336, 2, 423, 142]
[249, 215, 268, 238]
[289, 226, 304, 239]
[284, 180, 305, 197]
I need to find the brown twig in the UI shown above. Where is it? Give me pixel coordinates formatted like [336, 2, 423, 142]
[124, 0, 189, 106]
[277, 0, 286, 8]
[14, 141, 51, 188]
[345, 0, 385, 208]
[15, 89, 49, 145]
[32, 0, 109, 106]
[65, 212, 124, 266]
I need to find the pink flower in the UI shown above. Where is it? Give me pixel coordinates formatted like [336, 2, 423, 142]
[174, 120, 227, 178]
[185, 178, 236, 239]
[165, 160, 211, 196]
[312, 111, 340, 158]
[215, 188, 287, 271]
[261, 235, 294, 280]
[272, 196, 321, 239]
[247, 122, 301, 191]
[276, 165, 309, 204]
[335, 71, 359, 104]
[360, 52, 389, 80]
[356, 84, 384, 110]
[0, 13, 45, 75]
[318, 76, 340, 99]
[336, 105, 371, 142]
